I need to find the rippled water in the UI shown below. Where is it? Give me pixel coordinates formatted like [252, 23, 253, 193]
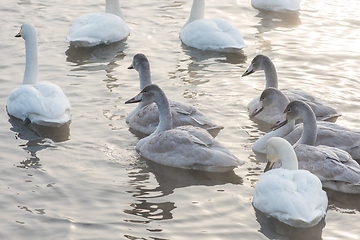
[1, 0, 360, 239]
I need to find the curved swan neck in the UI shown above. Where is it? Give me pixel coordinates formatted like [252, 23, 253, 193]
[298, 105, 317, 146]
[105, 0, 125, 19]
[267, 138, 298, 170]
[23, 29, 38, 85]
[183, 0, 205, 29]
[154, 90, 172, 133]
[278, 145, 298, 170]
[262, 58, 278, 89]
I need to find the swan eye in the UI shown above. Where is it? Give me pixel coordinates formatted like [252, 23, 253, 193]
[287, 109, 291, 113]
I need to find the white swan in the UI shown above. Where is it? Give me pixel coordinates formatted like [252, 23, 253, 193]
[251, 0, 301, 12]
[67, 0, 130, 47]
[179, 0, 246, 52]
[253, 137, 328, 228]
[126, 53, 224, 137]
[242, 55, 340, 124]
[125, 84, 243, 172]
[7, 23, 71, 126]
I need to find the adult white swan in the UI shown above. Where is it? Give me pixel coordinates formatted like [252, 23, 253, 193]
[67, 0, 130, 47]
[126, 53, 223, 137]
[179, 0, 246, 52]
[7, 23, 71, 126]
[253, 137, 327, 228]
[251, 0, 302, 12]
[125, 84, 243, 172]
[242, 55, 340, 124]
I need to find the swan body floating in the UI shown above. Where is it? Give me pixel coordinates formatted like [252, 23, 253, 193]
[7, 23, 71, 126]
[269, 102, 360, 194]
[179, 0, 246, 52]
[252, 99, 360, 159]
[126, 53, 223, 137]
[271, 100, 360, 161]
[67, 0, 130, 47]
[253, 137, 328, 228]
[250, 87, 340, 125]
[125, 84, 243, 172]
[242, 55, 340, 124]
[251, 0, 301, 12]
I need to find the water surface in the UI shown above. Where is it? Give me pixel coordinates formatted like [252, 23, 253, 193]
[1, 0, 360, 239]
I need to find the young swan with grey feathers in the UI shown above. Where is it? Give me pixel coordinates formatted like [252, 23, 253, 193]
[253, 137, 328, 228]
[270, 101, 360, 194]
[242, 55, 340, 124]
[126, 53, 223, 137]
[125, 84, 243, 172]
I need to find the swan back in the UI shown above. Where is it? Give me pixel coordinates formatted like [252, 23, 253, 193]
[67, 0, 130, 47]
[180, 0, 246, 51]
[251, 0, 301, 12]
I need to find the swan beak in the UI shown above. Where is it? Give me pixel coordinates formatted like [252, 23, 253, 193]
[271, 114, 288, 131]
[15, 29, 21, 37]
[125, 92, 143, 104]
[264, 157, 275, 172]
[250, 101, 264, 118]
[127, 63, 134, 69]
[241, 65, 254, 77]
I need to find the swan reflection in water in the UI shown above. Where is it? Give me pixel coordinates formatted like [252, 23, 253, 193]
[124, 156, 243, 222]
[254, 207, 325, 240]
[8, 116, 70, 169]
[65, 40, 128, 70]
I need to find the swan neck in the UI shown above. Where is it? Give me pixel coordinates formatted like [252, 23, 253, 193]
[183, 0, 205, 28]
[138, 66, 152, 90]
[23, 33, 38, 85]
[278, 145, 298, 170]
[298, 107, 317, 146]
[154, 91, 172, 133]
[105, 0, 125, 19]
[263, 59, 278, 89]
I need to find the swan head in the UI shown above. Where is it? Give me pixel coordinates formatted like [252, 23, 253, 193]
[251, 87, 285, 118]
[15, 23, 37, 40]
[265, 137, 298, 171]
[128, 53, 149, 72]
[242, 54, 270, 77]
[271, 100, 312, 130]
[125, 84, 163, 105]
